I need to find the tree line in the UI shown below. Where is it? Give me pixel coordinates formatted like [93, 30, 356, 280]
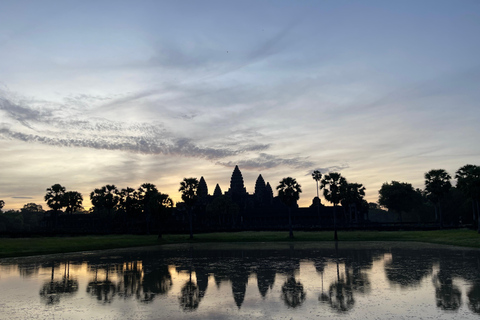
[0, 164, 479, 235]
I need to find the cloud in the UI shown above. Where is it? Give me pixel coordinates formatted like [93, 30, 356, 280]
[217, 153, 314, 170]
[306, 165, 350, 176]
[0, 127, 270, 160]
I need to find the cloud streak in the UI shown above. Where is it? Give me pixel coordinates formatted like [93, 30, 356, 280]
[217, 153, 315, 170]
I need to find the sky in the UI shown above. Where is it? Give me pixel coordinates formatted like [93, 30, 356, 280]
[1, 0, 479, 211]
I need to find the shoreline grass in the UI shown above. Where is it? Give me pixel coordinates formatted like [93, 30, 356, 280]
[1, 229, 479, 258]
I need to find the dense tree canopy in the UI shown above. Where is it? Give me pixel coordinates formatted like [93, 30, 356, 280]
[90, 185, 119, 213]
[378, 181, 423, 221]
[64, 191, 84, 214]
[424, 169, 451, 227]
[455, 165, 480, 202]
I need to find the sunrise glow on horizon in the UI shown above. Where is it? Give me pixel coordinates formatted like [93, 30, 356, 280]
[1, 0, 479, 211]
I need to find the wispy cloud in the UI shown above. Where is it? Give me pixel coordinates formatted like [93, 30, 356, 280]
[306, 165, 350, 176]
[217, 153, 315, 170]
[0, 93, 273, 160]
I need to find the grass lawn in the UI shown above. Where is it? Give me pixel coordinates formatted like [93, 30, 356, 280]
[0, 229, 479, 258]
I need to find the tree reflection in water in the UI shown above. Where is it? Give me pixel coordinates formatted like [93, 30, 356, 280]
[281, 276, 306, 308]
[433, 271, 462, 311]
[328, 277, 354, 312]
[86, 265, 116, 303]
[315, 258, 329, 303]
[22, 243, 480, 318]
[384, 249, 433, 288]
[117, 261, 143, 300]
[39, 261, 79, 305]
[468, 283, 480, 314]
[141, 265, 173, 303]
[179, 278, 200, 311]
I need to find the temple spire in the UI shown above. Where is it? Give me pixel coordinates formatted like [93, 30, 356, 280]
[213, 184, 222, 197]
[229, 165, 246, 195]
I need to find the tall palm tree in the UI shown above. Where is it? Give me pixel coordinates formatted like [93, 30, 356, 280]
[425, 169, 451, 228]
[320, 173, 346, 241]
[312, 170, 322, 200]
[179, 178, 199, 239]
[44, 184, 66, 230]
[312, 170, 322, 226]
[277, 177, 302, 238]
[64, 191, 83, 214]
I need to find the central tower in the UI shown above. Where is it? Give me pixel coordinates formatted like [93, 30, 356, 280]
[228, 165, 247, 196]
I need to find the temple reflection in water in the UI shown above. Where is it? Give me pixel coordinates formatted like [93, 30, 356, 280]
[2, 242, 480, 319]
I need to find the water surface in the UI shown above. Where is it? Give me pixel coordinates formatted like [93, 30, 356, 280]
[1, 242, 480, 319]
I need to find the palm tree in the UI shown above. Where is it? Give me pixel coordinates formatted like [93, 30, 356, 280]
[277, 177, 302, 238]
[118, 187, 140, 230]
[312, 170, 322, 200]
[64, 191, 83, 214]
[425, 169, 451, 228]
[179, 178, 199, 239]
[312, 170, 322, 226]
[320, 173, 346, 241]
[45, 184, 66, 211]
[90, 185, 119, 215]
[44, 184, 66, 230]
[455, 164, 480, 232]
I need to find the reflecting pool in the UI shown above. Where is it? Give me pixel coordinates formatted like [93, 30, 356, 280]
[1, 242, 480, 319]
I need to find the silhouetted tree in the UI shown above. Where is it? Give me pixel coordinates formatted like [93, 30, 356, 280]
[64, 191, 83, 214]
[312, 170, 322, 201]
[21, 203, 43, 213]
[90, 185, 119, 215]
[455, 164, 480, 232]
[179, 177, 199, 239]
[321, 173, 346, 241]
[340, 182, 366, 224]
[277, 177, 302, 238]
[425, 169, 451, 227]
[378, 181, 422, 222]
[312, 170, 322, 225]
[20, 203, 44, 232]
[118, 187, 140, 231]
[45, 184, 66, 211]
[0, 200, 4, 211]
[138, 183, 159, 234]
[44, 184, 66, 230]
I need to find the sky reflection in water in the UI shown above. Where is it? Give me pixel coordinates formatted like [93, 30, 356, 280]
[1, 242, 480, 319]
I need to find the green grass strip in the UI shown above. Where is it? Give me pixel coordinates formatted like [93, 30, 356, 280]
[0, 229, 479, 258]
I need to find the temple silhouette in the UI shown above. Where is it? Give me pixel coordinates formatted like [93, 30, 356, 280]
[174, 165, 368, 232]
